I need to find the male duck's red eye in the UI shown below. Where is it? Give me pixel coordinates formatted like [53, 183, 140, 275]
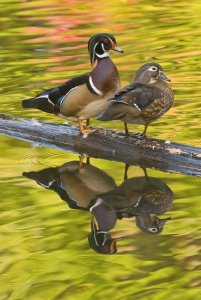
[103, 38, 109, 44]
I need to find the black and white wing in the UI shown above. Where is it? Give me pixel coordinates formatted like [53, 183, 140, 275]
[22, 73, 90, 113]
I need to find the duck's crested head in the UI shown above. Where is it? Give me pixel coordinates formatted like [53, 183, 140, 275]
[134, 62, 171, 85]
[88, 218, 118, 254]
[88, 33, 123, 66]
[135, 215, 171, 234]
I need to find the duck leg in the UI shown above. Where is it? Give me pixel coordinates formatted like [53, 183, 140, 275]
[78, 154, 90, 169]
[78, 154, 85, 170]
[124, 122, 129, 135]
[78, 119, 96, 134]
[86, 119, 98, 133]
[142, 167, 148, 179]
[86, 157, 90, 165]
[124, 163, 130, 180]
[86, 119, 90, 129]
[142, 124, 149, 137]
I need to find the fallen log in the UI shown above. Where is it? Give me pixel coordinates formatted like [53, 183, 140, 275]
[0, 113, 200, 176]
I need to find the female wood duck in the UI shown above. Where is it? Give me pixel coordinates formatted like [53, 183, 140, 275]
[22, 33, 123, 134]
[99, 167, 173, 234]
[98, 62, 174, 136]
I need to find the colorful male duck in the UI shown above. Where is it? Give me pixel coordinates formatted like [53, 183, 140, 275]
[23, 160, 116, 209]
[22, 33, 123, 134]
[98, 62, 174, 137]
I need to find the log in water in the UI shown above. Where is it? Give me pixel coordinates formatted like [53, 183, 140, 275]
[0, 113, 201, 176]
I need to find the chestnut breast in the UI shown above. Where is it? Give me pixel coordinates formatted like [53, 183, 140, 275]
[91, 57, 120, 97]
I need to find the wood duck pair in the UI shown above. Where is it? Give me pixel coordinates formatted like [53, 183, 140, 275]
[22, 33, 173, 137]
[98, 62, 174, 136]
[24, 161, 173, 255]
[22, 33, 123, 134]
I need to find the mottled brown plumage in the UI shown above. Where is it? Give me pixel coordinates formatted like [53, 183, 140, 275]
[99, 170, 173, 234]
[98, 62, 174, 136]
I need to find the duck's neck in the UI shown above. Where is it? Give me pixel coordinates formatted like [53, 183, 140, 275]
[155, 79, 172, 93]
[155, 79, 174, 101]
[90, 56, 120, 96]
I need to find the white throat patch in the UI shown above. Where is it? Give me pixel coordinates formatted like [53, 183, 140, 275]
[148, 78, 157, 84]
[96, 51, 109, 58]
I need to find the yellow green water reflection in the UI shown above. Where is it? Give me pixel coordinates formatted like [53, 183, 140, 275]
[1, 136, 201, 299]
[0, 0, 201, 299]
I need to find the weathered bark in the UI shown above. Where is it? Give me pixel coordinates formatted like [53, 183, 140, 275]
[0, 113, 201, 176]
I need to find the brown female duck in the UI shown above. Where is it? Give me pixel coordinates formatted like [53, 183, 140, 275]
[98, 62, 174, 136]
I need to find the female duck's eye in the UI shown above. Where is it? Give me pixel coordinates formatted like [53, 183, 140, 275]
[150, 66, 158, 72]
[103, 38, 110, 44]
[149, 227, 158, 233]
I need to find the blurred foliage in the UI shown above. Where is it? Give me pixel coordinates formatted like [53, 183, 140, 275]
[0, 0, 201, 299]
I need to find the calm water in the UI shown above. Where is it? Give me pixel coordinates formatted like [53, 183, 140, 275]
[0, 0, 201, 299]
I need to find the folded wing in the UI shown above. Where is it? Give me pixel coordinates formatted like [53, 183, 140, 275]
[98, 83, 163, 121]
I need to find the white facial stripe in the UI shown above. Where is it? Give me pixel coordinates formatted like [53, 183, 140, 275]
[96, 52, 109, 58]
[94, 36, 113, 58]
[95, 42, 109, 58]
[101, 43, 106, 52]
[89, 76, 103, 95]
[93, 42, 99, 64]
[106, 36, 114, 45]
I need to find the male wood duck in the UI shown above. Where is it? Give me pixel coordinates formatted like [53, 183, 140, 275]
[88, 218, 119, 254]
[22, 33, 123, 134]
[23, 160, 118, 253]
[23, 160, 116, 210]
[98, 62, 174, 136]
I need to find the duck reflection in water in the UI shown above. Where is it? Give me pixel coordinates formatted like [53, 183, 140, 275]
[23, 159, 173, 254]
[101, 166, 173, 235]
[23, 158, 118, 254]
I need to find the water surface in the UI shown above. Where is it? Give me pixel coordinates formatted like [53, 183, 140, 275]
[0, 0, 201, 299]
